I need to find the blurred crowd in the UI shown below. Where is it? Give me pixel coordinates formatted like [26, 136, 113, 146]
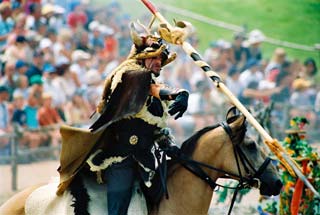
[0, 0, 319, 157]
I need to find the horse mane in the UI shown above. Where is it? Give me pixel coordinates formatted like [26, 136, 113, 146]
[180, 124, 220, 156]
[180, 116, 247, 156]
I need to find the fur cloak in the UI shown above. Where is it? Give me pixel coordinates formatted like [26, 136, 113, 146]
[56, 60, 152, 195]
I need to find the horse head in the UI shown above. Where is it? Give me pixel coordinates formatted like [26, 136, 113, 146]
[220, 109, 283, 196]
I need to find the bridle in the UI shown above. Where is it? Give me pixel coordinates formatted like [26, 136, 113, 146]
[219, 121, 271, 215]
[169, 117, 272, 215]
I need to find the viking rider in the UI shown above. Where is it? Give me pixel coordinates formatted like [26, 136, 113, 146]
[56, 22, 189, 215]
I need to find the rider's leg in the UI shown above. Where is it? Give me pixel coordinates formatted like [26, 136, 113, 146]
[104, 157, 136, 215]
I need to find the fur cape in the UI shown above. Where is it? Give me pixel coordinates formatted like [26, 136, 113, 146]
[56, 60, 152, 195]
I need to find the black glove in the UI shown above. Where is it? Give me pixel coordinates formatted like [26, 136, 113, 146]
[147, 97, 164, 117]
[165, 145, 181, 158]
[168, 91, 189, 120]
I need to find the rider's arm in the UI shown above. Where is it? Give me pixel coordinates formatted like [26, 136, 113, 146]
[150, 84, 189, 120]
[150, 83, 188, 100]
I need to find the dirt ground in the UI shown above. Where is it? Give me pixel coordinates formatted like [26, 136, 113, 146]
[0, 160, 60, 205]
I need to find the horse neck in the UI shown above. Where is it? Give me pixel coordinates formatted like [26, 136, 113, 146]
[159, 128, 226, 215]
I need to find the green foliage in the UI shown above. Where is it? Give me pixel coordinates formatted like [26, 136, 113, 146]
[260, 116, 320, 215]
[264, 200, 278, 214]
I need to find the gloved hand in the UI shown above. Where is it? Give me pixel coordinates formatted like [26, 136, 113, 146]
[165, 145, 181, 158]
[168, 91, 189, 120]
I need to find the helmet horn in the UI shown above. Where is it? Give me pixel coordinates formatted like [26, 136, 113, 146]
[130, 22, 143, 47]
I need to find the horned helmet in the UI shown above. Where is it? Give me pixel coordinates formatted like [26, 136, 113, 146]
[128, 22, 176, 67]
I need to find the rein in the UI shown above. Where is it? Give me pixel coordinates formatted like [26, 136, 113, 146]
[166, 119, 271, 215]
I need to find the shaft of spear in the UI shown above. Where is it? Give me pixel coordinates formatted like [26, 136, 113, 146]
[140, 0, 320, 198]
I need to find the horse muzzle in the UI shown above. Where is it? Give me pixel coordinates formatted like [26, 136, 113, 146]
[259, 176, 283, 196]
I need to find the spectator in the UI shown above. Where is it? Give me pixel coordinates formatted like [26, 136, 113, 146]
[174, 63, 193, 92]
[28, 74, 44, 104]
[75, 30, 91, 52]
[88, 20, 105, 54]
[290, 78, 317, 127]
[52, 63, 77, 102]
[216, 45, 233, 76]
[0, 85, 12, 156]
[38, 92, 63, 126]
[11, 90, 33, 149]
[117, 24, 131, 60]
[39, 38, 55, 66]
[300, 58, 318, 84]
[101, 25, 117, 60]
[239, 80, 282, 107]
[269, 70, 293, 104]
[290, 78, 314, 109]
[83, 68, 102, 110]
[41, 4, 55, 26]
[0, 1, 14, 53]
[23, 87, 50, 149]
[64, 90, 91, 127]
[7, 13, 28, 45]
[42, 64, 66, 110]
[246, 29, 265, 61]
[230, 32, 249, 70]
[25, 50, 44, 81]
[299, 58, 318, 105]
[15, 59, 29, 76]
[25, 3, 43, 31]
[47, 5, 66, 30]
[0, 61, 16, 99]
[24, 75, 43, 128]
[37, 91, 62, 158]
[226, 65, 242, 97]
[268, 70, 293, 128]
[11, 90, 26, 127]
[13, 74, 29, 99]
[239, 58, 264, 89]
[11, 0, 23, 20]
[265, 47, 287, 78]
[53, 28, 72, 66]
[187, 80, 217, 131]
[3, 35, 29, 63]
[46, 28, 57, 45]
[70, 49, 91, 87]
[67, 2, 87, 32]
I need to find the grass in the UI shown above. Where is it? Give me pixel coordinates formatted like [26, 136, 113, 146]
[92, 0, 320, 80]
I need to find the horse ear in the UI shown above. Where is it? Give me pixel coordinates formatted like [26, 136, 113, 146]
[229, 114, 246, 127]
[226, 106, 241, 123]
[229, 114, 247, 143]
[226, 106, 247, 130]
